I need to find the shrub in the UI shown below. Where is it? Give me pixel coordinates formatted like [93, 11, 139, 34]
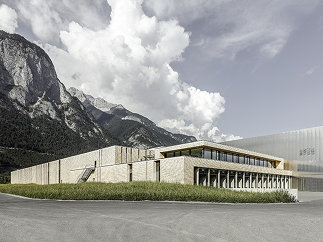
[0, 182, 296, 203]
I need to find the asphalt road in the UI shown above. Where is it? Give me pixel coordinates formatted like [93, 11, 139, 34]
[0, 192, 323, 242]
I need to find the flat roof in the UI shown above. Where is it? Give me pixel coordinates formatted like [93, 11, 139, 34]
[155, 140, 284, 162]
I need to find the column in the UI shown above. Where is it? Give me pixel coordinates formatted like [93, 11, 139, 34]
[235, 172, 238, 188]
[196, 168, 199, 185]
[272, 175, 277, 188]
[227, 171, 230, 188]
[267, 175, 269, 189]
[288, 176, 291, 189]
[207, 169, 211, 187]
[250, 173, 253, 188]
[213, 172, 217, 188]
[284, 176, 287, 189]
[256, 173, 259, 188]
[217, 170, 220, 188]
[261, 174, 264, 189]
[242, 172, 246, 189]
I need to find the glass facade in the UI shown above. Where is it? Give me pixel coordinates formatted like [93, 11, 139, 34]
[233, 154, 238, 163]
[211, 150, 217, 160]
[239, 155, 245, 164]
[182, 150, 190, 156]
[204, 149, 212, 159]
[227, 153, 233, 162]
[220, 152, 226, 161]
[191, 148, 203, 158]
[163, 147, 277, 168]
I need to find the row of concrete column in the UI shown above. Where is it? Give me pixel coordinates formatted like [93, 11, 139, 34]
[195, 168, 290, 189]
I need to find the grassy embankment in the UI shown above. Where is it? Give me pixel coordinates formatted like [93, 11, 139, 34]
[0, 182, 296, 203]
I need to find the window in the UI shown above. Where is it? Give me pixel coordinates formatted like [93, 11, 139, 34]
[260, 159, 264, 167]
[233, 154, 239, 163]
[204, 149, 212, 159]
[210, 169, 217, 175]
[235, 155, 239, 164]
[181, 149, 190, 156]
[250, 157, 255, 165]
[245, 157, 250, 165]
[211, 150, 217, 160]
[174, 151, 181, 157]
[227, 153, 233, 162]
[219, 152, 226, 161]
[191, 148, 203, 158]
[128, 164, 133, 182]
[166, 152, 174, 158]
[216, 151, 220, 160]
[239, 155, 245, 164]
[155, 161, 160, 182]
[255, 158, 260, 166]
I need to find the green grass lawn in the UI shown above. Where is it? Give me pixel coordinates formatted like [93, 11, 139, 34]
[0, 181, 296, 203]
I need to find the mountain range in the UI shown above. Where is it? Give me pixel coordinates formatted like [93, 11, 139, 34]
[0, 30, 196, 183]
[68, 87, 196, 149]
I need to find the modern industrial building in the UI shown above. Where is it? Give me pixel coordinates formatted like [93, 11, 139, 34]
[222, 126, 323, 191]
[11, 141, 294, 193]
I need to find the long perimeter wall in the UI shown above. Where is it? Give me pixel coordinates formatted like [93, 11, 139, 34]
[11, 146, 154, 184]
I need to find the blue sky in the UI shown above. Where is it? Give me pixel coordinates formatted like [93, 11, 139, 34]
[1, 0, 322, 140]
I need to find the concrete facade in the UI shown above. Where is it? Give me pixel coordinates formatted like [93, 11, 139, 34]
[11, 141, 293, 192]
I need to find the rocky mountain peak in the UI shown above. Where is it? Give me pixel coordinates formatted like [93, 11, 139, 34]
[68, 87, 123, 113]
[0, 31, 119, 144]
[0, 30, 70, 107]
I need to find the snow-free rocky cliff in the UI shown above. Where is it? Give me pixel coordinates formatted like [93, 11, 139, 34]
[0, 30, 117, 142]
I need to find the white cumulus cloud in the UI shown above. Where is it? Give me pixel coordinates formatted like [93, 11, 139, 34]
[13, 0, 109, 44]
[0, 4, 18, 33]
[39, 0, 237, 141]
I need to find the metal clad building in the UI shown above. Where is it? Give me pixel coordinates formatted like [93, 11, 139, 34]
[222, 126, 323, 191]
[222, 126, 323, 165]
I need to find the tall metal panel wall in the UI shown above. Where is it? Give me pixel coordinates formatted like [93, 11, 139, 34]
[222, 126, 323, 165]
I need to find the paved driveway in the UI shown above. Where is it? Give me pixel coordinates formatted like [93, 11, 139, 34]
[0, 192, 323, 242]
